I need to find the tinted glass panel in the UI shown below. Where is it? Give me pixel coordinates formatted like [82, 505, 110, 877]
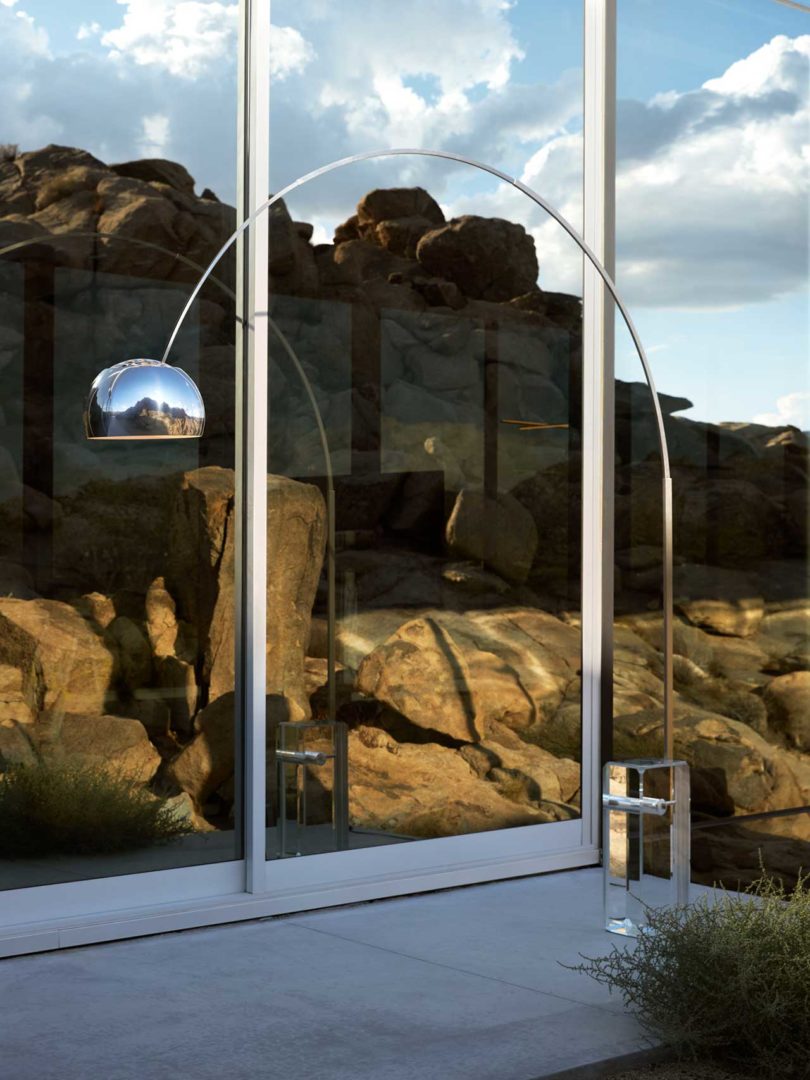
[615, 0, 810, 890]
[0, 0, 240, 888]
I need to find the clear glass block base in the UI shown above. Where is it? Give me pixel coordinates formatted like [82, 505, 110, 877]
[603, 759, 690, 936]
[276, 720, 349, 858]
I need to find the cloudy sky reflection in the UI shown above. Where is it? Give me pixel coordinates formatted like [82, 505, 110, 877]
[1, 0, 806, 426]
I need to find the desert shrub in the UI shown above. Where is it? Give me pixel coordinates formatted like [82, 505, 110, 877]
[0, 761, 193, 857]
[573, 872, 810, 1079]
[0, 143, 18, 163]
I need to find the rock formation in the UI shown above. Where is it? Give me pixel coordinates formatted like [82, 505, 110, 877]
[0, 144, 806, 887]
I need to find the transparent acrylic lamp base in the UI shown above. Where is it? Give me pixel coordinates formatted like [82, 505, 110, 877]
[603, 759, 690, 936]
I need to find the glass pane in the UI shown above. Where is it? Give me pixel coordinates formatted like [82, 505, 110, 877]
[265, 1, 586, 860]
[612, 317, 668, 758]
[263, 148, 588, 858]
[615, 0, 810, 889]
[0, 0, 240, 889]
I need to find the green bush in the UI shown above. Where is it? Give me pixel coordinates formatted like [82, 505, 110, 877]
[573, 873, 810, 1079]
[0, 761, 193, 857]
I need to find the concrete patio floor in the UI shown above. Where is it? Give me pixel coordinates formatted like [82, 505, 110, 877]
[0, 867, 672, 1080]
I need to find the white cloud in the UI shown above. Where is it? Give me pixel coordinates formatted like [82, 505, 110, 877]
[96, 1, 313, 81]
[270, 24, 315, 80]
[612, 34, 809, 308]
[77, 22, 102, 41]
[101, 1, 239, 79]
[139, 112, 171, 157]
[704, 33, 805, 97]
[753, 391, 810, 429]
[484, 33, 810, 306]
[305, 0, 524, 99]
[2, 3, 49, 57]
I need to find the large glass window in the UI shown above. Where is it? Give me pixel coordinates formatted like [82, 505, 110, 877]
[0, 0, 240, 889]
[615, 0, 810, 889]
[265, 3, 587, 858]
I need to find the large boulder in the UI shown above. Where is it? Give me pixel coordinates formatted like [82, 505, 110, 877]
[614, 469, 786, 567]
[144, 576, 195, 661]
[445, 489, 538, 584]
[416, 216, 538, 302]
[169, 691, 288, 812]
[759, 605, 810, 672]
[764, 671, 810, 751]
[356, 187, 444, 229]
[111, 158, 196, 195]
[0, 712, 159, 783]
[346, 725, 577, 838]
[168, 693, 235, 808]
[166, 466, 233, 647]
[356, 608, 580, 744]
[330, 608, 421, 670]
[708, 635, 770, 686]
[675, 563, 764, 638]
[0, 598, 114, 718]
[356, 616, 483, 743]
[374, 216, 440, 259]
[465, 723, 580, 808]
[613, 705, 806, 821]
[0, 615, 40, 725]
[335, 187, 444, 258]
[0, 145, 233, 286]
[105, 615, 152, 693]
[143, 576, 198, 734]
[40, 713, 160, 783]
[167, 468, 326, 721]
[510, 463, 580, 585]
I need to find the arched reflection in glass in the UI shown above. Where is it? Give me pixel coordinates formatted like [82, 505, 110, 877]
[163, 149, 672, 860]
[106, 149, 670, 860]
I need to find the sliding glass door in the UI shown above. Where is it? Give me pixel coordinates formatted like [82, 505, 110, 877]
[0, 0, 640, 947]
[257, 2, 601, 890]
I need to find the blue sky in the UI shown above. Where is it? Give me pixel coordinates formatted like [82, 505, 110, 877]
[2, 0, 808, 427]
[612, 0, 809, 424]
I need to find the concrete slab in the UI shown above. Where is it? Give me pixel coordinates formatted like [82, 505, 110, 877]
[0, 869, 654, 1079]
[289, 868, 717, 1013]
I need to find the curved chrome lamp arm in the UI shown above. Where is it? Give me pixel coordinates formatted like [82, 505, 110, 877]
[158, 146, 674, 755]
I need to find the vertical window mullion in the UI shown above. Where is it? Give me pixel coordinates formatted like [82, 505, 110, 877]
[236, 0, 270, 894]
[582, 0, 616, 853]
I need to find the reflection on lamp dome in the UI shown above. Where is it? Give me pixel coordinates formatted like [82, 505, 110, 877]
[84, 359, 205, 440]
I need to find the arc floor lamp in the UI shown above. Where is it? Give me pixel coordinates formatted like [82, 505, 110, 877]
[21, 146, 673, 759]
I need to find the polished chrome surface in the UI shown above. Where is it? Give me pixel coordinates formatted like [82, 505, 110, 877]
[601, 794, 669, 816]
[84, 358, 205, 440]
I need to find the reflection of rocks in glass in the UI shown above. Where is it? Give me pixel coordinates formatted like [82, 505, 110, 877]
[0, 141, 805, 889]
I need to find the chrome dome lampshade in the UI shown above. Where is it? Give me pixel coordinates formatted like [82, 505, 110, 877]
[84, 359, 205, 440]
